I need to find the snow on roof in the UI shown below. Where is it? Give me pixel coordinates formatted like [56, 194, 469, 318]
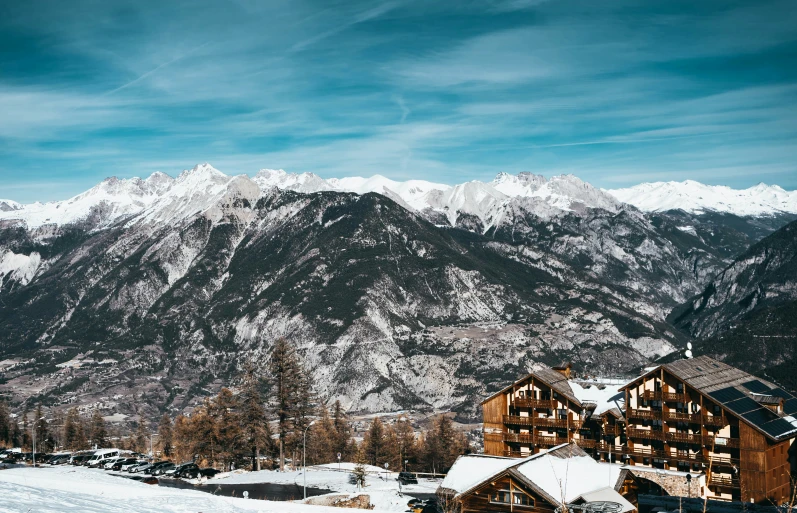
[515, 453, 624, 503]
[577, 487, 636, 512]
[440, 454, 532, 494]
[569, 381, 625, 416]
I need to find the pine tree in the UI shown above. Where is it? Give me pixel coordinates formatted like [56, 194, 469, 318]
[172, 414, 192, 462]
[158, 414, 174, 458]
[0, 401, 11, 447]
[34, 404, 51, 452]
[423, 415, 467, 474]
[210, 388, 243, 470]
[363, 417, 387, 466]
[89, 410, 108, 448]
[134, 419, 149, 455]
[392, 416, 417, 471]
[239, 363, 271, 470]
[189, 401, 218, 466]
[307, 404, 336, 464]
[22, 408, 31, 450]
[331, 400, 353, 460]
[63, 407, 80, 450]
[351, 444, 368, 490]
[268, 337, 303, 469]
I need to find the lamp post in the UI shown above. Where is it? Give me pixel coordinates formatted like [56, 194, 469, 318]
[32, 416, 45, 467]
[303, 420, 317, 500]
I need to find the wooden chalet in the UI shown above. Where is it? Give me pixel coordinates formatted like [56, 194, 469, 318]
[621, 356, 797, 503]
[482, 356, 797, 505]
[439, 443, 635, 513]
[482, 365, 625, 459]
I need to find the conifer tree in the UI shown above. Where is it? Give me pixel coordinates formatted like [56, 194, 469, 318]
[422, 415, 467, 474]
[134, 419, 149, 455]
[331, 400, 353, 459]
[268, 337, 303, 468]
[307, 404, 336, 464]
[158, 414, 174, 458]
[0, 400, 11, 447]
[34, 404, 51, 452]
[351, 444, 368, 490]
[210, 388, 243, 470]
[239, 364, 271, 470]
[22, 408, 31, 450]
[172, 414, 191, 462]
[363, 417, 387, 466]
[89, 410, 108, 448]
[391, 416, 417, 471]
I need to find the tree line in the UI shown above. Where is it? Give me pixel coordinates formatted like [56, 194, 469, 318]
[1, 338, 470, 473]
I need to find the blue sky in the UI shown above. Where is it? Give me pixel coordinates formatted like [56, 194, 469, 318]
[1, 0, 796, 202]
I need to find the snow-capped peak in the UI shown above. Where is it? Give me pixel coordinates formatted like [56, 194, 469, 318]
[253, 168, 335, 194]
[606, 180, 797, 216]
[0, 199, 22, 212]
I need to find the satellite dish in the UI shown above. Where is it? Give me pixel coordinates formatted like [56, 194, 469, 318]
[685, 350, 693, 358]
[687, 342, 693, 350]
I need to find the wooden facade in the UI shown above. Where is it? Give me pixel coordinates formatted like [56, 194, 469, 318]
[453, 472, 558, 513]
[482, 367, 622, 460]
[483, 357, 797, 505]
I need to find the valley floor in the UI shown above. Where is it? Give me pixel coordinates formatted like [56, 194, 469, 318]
[0, 464, 438, 512]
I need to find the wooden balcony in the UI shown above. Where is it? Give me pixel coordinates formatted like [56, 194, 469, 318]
[665, 411, 702, 423]
[595, 442, 626, 455]
[602, 424, 621, 436]
[706, 436, 740, 448]
[503, 432, 534, 444]
[709, 475, 740, 488]
[534, 435, 570, 447]
[702, 415, 728, 427]
[627, 427, 665, 441]
[627, 408, 659, 420]
[575, 438, 597, 448]
[710, 454, 740, 467]
[644, 390, 688, 402]
[503, 415, 572, 429]
[665, 431, 702, 444]
[484, 433, 503, 443]
[504, 415, 534, 427]
[504, 450, 529, 458]
[512, 398, 556, 409]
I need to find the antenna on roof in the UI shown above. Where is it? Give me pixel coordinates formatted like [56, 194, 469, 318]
[685, 342, 693, 359]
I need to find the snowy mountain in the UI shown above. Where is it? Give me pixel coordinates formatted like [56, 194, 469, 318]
[1, 165, 794, 419]
[606, 180, 797, 216]
[0, 199, 21, 212]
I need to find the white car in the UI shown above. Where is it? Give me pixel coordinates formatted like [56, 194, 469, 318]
[103, 457, 126, 470]
[120, 459, 144, 471]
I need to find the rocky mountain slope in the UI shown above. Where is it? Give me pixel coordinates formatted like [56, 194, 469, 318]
[0, 166, 793, 420]
[669, 220, 797, 388]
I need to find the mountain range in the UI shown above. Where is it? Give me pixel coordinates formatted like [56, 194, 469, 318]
[1, 165, 795, 420]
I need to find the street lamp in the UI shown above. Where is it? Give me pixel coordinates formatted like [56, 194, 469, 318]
[32, 416, 45, 468]
[303, 420, 317, 500]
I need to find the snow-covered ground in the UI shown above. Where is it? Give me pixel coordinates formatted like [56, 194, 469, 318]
[0, 464, 436, 512]
[205, 462, 439, 511]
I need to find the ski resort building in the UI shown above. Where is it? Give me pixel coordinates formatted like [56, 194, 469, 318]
[482, 356, 797, 505]
[439, 443, 635, 513]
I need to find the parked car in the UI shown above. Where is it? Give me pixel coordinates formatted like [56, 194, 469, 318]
[174, 463, 220, 479]
[71, 453, 94, 466]
[398, 471, 418, 485]
[151, 462, 176, 476]
[128, 461, 152, 473]
[103, 456, 127, 470]
[145, 461, 173, 475]
[114, 458, 139, 471]
[48, 454, 72, 465]
[86, 449, 121, 468]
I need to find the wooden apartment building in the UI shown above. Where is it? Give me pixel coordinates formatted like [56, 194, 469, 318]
[483, 356, 797, 504]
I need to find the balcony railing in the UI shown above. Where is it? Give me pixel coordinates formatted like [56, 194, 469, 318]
[644, 390, 688, 402]
[666, 411, 703, 423]
[575, 438, 597, 448]
[702, 415, 728, 427]
[665, 431, 702, 444]
[503, 432, 534, 444]
[512, 398, 556, 409]
[484, 433, 503, 442]
[603, 424, 621, 436]
[534, 435, 570, 447]
[627, 427, 665, 441]
[709, 475, 740, 488]
[503, 415, 572, 429]
[627, 408, 659, 420]
[706, 436, 740, 448]
[504, 450, 529, 458]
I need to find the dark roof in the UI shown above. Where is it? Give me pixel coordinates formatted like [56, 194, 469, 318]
[480, 367, 582, 407]
[623, 355, 797, 442]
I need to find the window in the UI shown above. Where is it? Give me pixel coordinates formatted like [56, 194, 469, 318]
[490, 489, 535, 508]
